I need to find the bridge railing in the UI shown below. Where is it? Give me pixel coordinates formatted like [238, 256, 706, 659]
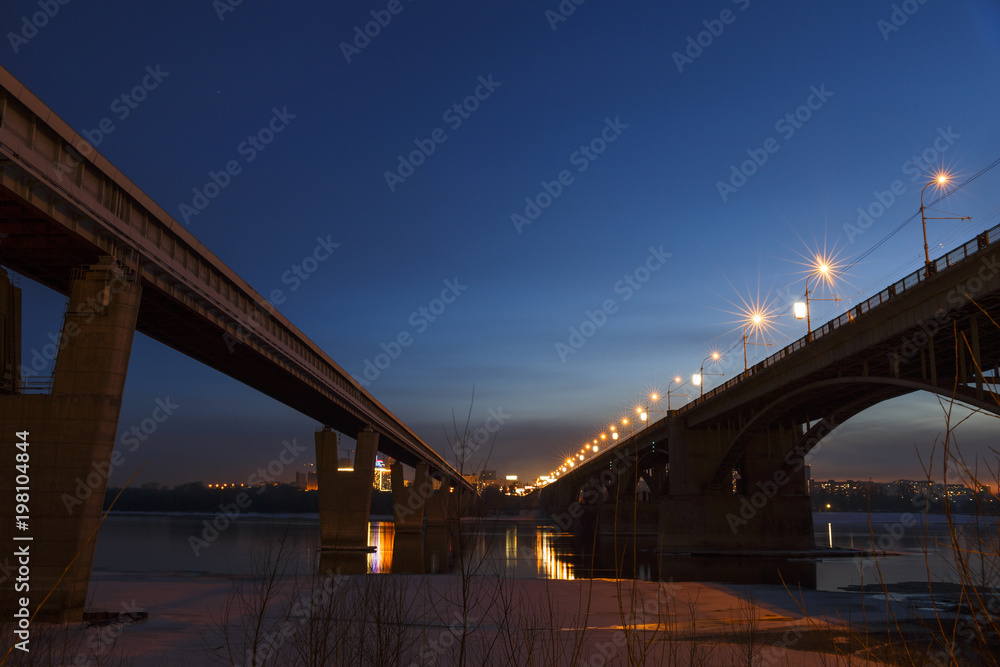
[18, 376, 54, 394]
[678, 223, 1000, 413]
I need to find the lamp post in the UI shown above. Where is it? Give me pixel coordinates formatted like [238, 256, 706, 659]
[920, 173, 970, 274]
[793, 257, 841, 340]
[666, 376, 688, 410]
[636, 392, 664, 428]
[741, 314, 773, 371]
[692, 352, 721, 397]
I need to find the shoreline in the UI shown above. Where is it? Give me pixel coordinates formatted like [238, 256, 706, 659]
[17, 569, 974, 666]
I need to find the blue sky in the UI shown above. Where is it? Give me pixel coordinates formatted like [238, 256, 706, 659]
[4, 0, 999, 487]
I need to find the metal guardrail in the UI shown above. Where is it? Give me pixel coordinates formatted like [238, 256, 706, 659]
[677, 223, 1000, 415]
[19, 376, 53, 394]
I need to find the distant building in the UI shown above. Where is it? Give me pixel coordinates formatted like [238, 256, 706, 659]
[374, 458, 392, 492]
[294, 471, 318, 491]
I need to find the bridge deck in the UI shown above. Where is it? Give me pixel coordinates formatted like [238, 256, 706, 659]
[0, 66, 470, 487]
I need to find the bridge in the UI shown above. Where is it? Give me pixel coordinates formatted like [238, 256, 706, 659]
[0, 66, 470, 621]
[538, 222, 1000, 552]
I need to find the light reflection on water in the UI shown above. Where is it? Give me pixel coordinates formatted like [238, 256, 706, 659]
[92, 513, 998, 592]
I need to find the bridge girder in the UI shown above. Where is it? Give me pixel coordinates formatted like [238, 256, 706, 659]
[707, 375, 1000, 490]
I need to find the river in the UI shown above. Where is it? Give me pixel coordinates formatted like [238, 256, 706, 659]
[91, 511, 999, 593]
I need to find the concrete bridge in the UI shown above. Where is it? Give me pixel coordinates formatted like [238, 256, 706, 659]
[0, 67, 469, 621]
[538, 223, 1000, 552]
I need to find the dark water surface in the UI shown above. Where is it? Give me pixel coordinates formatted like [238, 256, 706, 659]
[92, 512, 999, 592]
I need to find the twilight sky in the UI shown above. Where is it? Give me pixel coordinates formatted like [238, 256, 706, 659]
[4, 0, 999, 488]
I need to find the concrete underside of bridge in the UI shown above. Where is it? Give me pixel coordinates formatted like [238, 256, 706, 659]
[0, 259, 141, 622]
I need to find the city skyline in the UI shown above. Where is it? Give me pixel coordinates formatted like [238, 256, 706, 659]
[3, 0, 999, 487]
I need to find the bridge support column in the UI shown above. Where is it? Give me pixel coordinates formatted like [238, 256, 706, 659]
[659, 422, 813, 552]
[426, 484, 460, 528]
[0, 259, 142, 622]
[391, 461, 428, 533]
[316, 426, 378, 550]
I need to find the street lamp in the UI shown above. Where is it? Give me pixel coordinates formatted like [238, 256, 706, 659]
[741, 312, 773, 371]
[666, 376, 688, 410]
[692, 352, 721, 397]
[639, 391, 669, 424]
[793, 256, 841, 339]
[621, 417, 632, 438]
[635, 405, 647, 426]
[920, 173, 970, 273]
[610, 425, 618, 441]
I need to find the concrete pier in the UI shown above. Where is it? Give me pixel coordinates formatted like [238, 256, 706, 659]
[391, 461, 429, 533]
[316, 426, 379, 550]
[0, 259, 142, 622]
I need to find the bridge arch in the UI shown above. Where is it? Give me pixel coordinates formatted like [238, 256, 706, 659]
[707, 376, 1000, 490]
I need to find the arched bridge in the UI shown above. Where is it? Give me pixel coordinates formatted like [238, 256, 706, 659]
[539, 223, 1000, 552]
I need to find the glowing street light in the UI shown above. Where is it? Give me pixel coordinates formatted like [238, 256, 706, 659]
[741, 309, 773, 371]
[793, 255, 841, 339]
[636, 392, 663, 428]
[610, 425, 618, 441]
[693, 351, 721, 397]
[666, 376, 688, 410]
[621, 417, 632, 438]
[920, 172, 970, 273]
